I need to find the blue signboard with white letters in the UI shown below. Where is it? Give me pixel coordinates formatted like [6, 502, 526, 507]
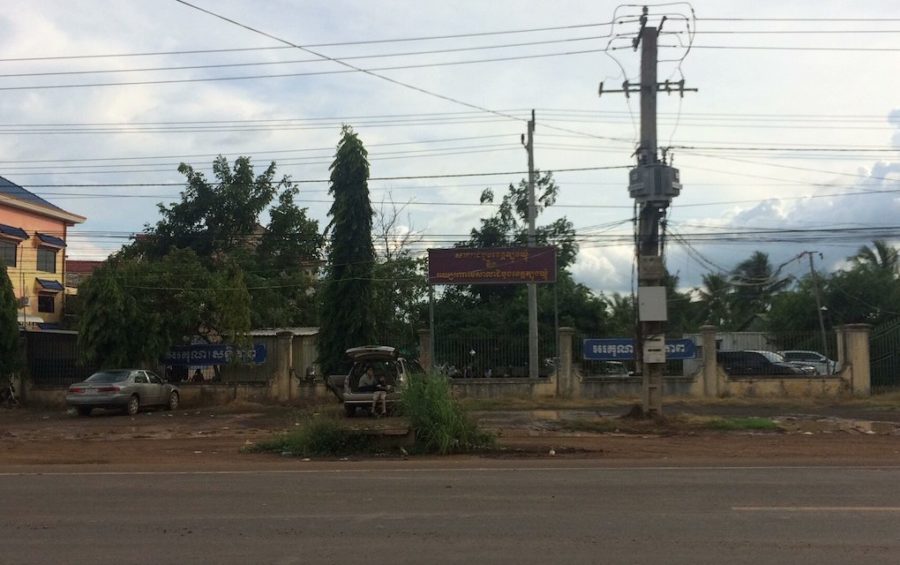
[582, 338, 696, 361]
[162, 343, 267, 366]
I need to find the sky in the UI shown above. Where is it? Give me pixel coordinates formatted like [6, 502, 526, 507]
[2, 0, 899, 296]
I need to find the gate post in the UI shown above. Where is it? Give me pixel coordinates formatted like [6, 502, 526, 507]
[700, 325, 718, 397]
[558, 327, 576, 398]
[840, 324, 871, 396]
[274, 330, 293, 402]
[418, 329, 432, 372]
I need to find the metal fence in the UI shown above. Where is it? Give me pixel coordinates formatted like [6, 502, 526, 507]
[871, 319, 900, 391]
[24, 330, 97, 388]
[686, 331, 837, 377]
[434, 334, 557, 378]
[23, 330, 280, 387]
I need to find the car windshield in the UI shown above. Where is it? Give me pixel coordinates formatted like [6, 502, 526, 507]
[85, 371, 131, 383]
[756, 351, 785, 363]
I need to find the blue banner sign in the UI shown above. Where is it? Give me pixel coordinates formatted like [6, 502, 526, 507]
[582, 338, 696, 361]
[162, 343, 267, 366]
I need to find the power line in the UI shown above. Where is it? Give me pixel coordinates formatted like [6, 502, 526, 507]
[697, 17, 900, 22]
[0, 34, 618, 79]
[170, 1, 632, 146]
[0, 47, 615, 91]
[10, 164, 631, 187]
[0, 19, 628, 63]
[665, 44, 900, 52]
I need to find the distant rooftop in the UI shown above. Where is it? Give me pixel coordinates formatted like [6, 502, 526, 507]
[66, 260, 104, 274]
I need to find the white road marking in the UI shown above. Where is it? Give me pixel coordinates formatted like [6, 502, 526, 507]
[734, 506, 900, 512]
[2, 465, 900, 477]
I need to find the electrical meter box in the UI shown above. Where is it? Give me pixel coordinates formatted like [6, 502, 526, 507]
[628, 164, 682, 204]
[643, 335, 666, 364]
[638, 286, 668, 321]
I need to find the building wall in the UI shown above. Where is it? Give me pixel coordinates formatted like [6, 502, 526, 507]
[0, 206, 68, 325]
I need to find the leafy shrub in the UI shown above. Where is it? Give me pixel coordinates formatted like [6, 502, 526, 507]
[400, 373, 493, 454]
[250, 417, 373, 456]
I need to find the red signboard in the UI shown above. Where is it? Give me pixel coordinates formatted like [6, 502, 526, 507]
[428, 247, 557, 285]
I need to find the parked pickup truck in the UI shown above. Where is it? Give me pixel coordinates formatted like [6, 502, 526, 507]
[325, 346, 424, 417]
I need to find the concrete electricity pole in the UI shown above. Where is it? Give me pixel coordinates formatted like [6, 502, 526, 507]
[801, 250, 830, 365]
[523, 110, 539, 380]
[599, 7, 695, 416]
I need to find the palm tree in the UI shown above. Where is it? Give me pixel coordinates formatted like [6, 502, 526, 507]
[730, 251, 791, 330]
[697, 273, 731, 327]
[848, 240, 899, 275]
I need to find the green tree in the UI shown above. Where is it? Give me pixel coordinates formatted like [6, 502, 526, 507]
[730, 251, 790, 330]
[318, 126, 376, 376]
[77, 261, 142, 368]
[78, 249, 252, 368]
[848, 240, 899, 276]
[134, 156, 281, 260]
[602, 292, 635, 337]
[370, 197, 428, 355]
[434, 171, 609, 358]
[696, 272, 731, 327]
[121, 155, 321, 328]
[0, 265, 21, 379]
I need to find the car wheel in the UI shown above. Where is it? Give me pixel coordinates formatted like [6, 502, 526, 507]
[344, 404, 355, 417]
[126, 395, 140, 416]
[76, 406, 92, 417]
[166, 391, 179, 411]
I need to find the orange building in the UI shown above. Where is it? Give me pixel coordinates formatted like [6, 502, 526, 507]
[0, 175, 86, 328]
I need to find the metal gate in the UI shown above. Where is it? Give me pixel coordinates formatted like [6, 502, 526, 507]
[870, 318, 900, 391]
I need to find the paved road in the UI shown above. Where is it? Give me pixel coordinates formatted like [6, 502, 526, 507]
[2, 463, 899, 564]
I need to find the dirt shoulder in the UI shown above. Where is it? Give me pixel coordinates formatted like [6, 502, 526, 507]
[2, 400, 900, 472]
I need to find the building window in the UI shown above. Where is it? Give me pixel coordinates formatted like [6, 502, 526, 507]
[0, 239, 15, 268]
[37, 247, 57, 273]
[38, 293, 55, 314]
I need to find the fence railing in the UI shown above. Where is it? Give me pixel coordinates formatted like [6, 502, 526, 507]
[871, 319, 900, 391]
[434, 334, 557, 378]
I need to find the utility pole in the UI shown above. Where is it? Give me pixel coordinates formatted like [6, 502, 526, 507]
[599, 7, 695, 417]
[523, 110, 539, 380]
[801, 251, 830, 367]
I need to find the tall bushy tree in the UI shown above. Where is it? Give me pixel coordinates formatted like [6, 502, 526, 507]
[0, 265, 21, 379]
[78, 250, 252, 368]
[697, 273, 731, 327]
[848, 240, 899, 276]
[730, 251, 790, 330]
[318, 126, 376, 375]
[79, 155, 322, 367]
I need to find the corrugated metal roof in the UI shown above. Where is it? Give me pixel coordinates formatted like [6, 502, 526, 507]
[0, 175, 67, 214]
[37, 232, 66, 248]
[0, 223, 28, 240]
[36, 278, 65, 291]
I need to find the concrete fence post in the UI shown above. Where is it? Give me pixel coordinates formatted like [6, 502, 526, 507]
[558, 327, 576, 398]
[700, 325, 718, 397]
[840, 324, 872, 396]
[274, 330, 293, 402]
[418, 329, 432, 372]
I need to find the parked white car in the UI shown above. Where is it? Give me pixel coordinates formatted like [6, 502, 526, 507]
[778, 350, 839, 375]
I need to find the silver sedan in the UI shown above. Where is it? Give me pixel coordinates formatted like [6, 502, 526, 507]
[66, 369, 180, 416]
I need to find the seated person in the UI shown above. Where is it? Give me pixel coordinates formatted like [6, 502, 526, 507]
[372, 373, 391, 416]
[357, 366, 376, 392]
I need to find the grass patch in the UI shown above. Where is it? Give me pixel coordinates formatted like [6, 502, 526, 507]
[700, 417, 780, 431]
[246, 416, 375, 457]
[557, 419, 624, 434]
[401, 374, 494, 454]
[556, 413, 780, 435]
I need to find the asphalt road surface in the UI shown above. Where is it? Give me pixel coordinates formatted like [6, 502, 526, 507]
[2, 462, 899, 564]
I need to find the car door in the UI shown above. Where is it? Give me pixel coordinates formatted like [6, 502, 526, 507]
[146, 371, 166, 405]
[132, 372, 154, 405]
